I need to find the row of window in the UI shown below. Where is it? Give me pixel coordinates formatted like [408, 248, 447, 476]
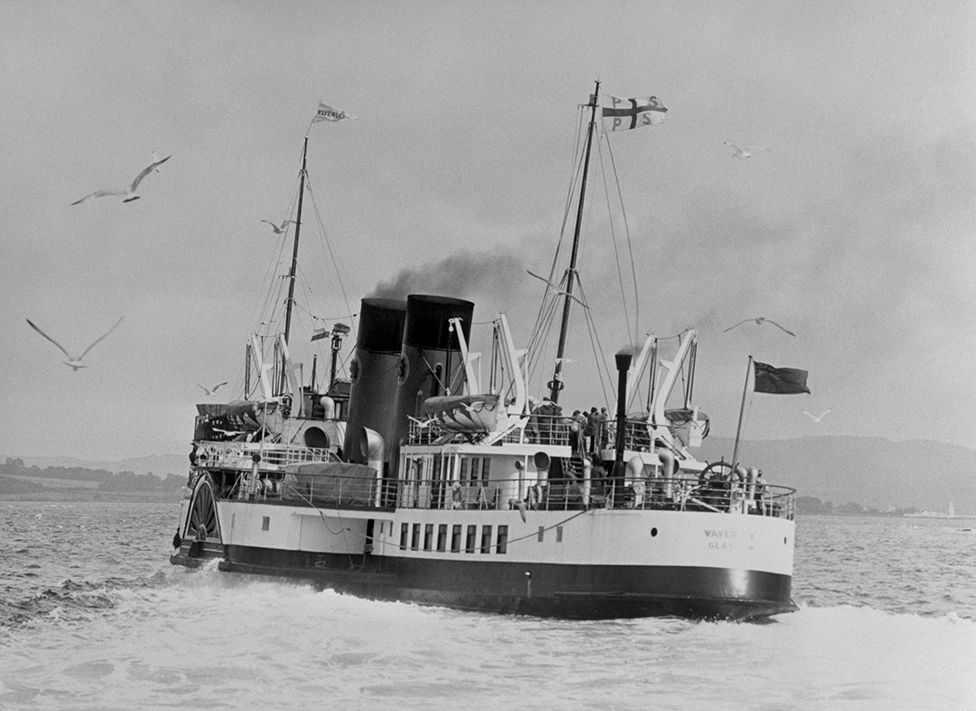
[399, 522, 508, 554]
[403, 455, 492, 487]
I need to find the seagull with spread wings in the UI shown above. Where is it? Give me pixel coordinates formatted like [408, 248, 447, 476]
[261, 219, 295, 234]
[723, 141, 771, 159]
[803, 409, 832, 423]
[71, 155, 171, 205]
[26, 316, 124, 370]
[723, 317, 796, 337]
[197, 381, 228, 396]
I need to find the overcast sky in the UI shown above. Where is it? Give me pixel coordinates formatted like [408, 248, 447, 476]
[2, 1, 973, 460]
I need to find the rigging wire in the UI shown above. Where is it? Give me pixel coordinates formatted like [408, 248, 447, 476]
[601, 130, 642, 347]
[304, 175, 360, 337]
[526, 107, 588, 377]
[595, 135, 634, 345]
[250, 148, 305, 334]
[574, 278, 613, 407]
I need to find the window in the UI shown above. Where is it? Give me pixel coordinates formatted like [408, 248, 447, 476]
[423, 523, 434, 551]
[451, 524, 462, 552]
[481, 525, 493, 554]
[460, 458, 470, 484]
[411, 523, 421, 551]
[556, 525, 563, 543]
[538, 526, 545, 542]
[497, 525, 508, 554]
[465, 525, 477, 553]
[262, 516, 270, 531]
[400, 523, 409, 550]
[437, 524, 447, 552]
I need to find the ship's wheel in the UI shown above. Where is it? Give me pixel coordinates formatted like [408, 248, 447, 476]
[698, 460, 735, 485]
[185, 473, 221, 543]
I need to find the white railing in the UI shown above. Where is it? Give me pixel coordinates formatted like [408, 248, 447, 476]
[193, 441, 336, 471]
[392, 475, 796, 519]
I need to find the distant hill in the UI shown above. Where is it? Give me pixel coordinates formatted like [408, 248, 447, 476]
[5, 453, 189, 477]
[696, 436, 976, 514]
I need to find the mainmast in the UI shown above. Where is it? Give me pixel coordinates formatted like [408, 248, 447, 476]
[283, 136, 309, 347]
[548, 81, 600, 404]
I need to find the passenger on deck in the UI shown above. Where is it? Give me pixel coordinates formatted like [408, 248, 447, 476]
[585, 407, 599, 454]
[570, 427, 585, 457]
[597, 407, 609, 451]
[755, 470, 768, 512]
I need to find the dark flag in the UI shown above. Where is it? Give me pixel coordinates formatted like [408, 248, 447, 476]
[753, 361, 810, 395]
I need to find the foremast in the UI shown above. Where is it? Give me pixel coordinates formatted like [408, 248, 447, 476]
[282, 136, 308, 359]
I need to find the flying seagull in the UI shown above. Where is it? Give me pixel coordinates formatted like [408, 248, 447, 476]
[723, 317, 796, 337]
[25, 316, 124, 370]
[71, 155, 172, 205]
[261, 219, 295, 234]
[723, 142, 771, 159]
[803, 409, 832, 423]
[197, 381, 228, 396]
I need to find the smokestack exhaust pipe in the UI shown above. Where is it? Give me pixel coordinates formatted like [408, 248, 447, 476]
[613, 348, 634, 494]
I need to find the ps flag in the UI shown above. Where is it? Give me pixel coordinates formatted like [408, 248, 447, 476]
[312, 101, 354, 123]
[602, 95, 668, 131]
[753, 361, 810, 395]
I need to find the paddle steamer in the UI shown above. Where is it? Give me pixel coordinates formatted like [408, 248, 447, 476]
[171, 85, 797, 620]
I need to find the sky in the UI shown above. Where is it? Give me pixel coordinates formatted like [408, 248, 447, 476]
[1, 1, 974, 461]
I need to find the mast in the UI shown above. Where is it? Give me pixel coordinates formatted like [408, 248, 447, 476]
[283, 136, 309, 347]
[278, 137, 308, 397]
[548, 81, 600, 404]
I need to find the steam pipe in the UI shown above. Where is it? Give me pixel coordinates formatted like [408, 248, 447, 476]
[613, 348, 633, 488]
[360, 427, 386, 507]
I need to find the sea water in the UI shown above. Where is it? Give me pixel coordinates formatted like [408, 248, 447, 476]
[1, 502, 974, 710]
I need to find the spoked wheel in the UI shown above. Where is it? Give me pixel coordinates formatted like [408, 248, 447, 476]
[699, 460, 736, 484]
[185, 474, 221, 545]
[696, 461, 737, 511]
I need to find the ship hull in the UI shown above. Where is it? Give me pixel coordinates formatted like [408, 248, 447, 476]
[218, 547, 793, 620]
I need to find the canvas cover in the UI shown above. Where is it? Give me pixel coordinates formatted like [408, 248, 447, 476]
[280, 461, 377, 507]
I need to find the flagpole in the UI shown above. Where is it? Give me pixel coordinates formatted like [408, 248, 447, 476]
[731, 355, 753, 467]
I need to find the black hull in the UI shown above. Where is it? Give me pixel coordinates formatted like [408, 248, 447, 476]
[169, 540, 223, 568]
[218, 545, 795, 621]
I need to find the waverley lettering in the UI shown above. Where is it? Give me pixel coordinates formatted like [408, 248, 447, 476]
[704, 529, 756, 551]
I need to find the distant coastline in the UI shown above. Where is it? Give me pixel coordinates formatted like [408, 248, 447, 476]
[1, 457, 185, 505]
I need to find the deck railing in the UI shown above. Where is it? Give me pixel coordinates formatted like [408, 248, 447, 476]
[391, 475, 795, 519]
[194, 440, 794, 520]
[407, 416, 681, 451]
[407, 415, 574, 446]
[193, 441, 336, 470]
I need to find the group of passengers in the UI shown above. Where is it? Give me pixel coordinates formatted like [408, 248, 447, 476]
[569, 406, 609, 456]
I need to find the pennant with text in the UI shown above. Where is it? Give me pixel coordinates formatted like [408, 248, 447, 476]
[312, 101, 355, 123]
[602, 95, 668, 131]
